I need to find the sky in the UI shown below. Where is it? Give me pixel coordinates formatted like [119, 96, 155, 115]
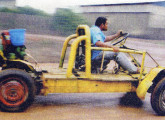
[16, 0, 165, 14]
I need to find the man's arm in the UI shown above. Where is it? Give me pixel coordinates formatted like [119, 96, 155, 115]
[95, 41, 119, 52]
[104, 30, 122, 42]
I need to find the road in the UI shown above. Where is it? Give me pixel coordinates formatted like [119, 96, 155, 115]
[0, 93, 165, 120]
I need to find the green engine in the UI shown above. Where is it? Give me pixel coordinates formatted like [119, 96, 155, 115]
[0, 30, 26, 61]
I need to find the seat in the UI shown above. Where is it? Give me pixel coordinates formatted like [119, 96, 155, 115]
[91, 59, 110, 73]
[75, 53, 110, 73]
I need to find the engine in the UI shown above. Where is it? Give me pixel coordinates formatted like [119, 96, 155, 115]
[0, 29, 26, 60]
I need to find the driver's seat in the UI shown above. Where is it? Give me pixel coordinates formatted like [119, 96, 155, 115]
[76, 53, 110, 73]
[91, 59, 110, 73]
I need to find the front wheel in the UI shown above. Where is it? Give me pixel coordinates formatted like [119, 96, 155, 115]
[151, 77, 165, 116]
[0, 69, 35, 112]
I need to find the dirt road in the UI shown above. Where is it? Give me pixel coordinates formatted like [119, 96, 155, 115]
[0, 34, 165, 119]
[0, 93, 165, 120]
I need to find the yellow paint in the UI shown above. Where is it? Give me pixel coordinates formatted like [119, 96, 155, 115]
[59, 34, 77, 68]
[0, 50, 7, 60]
[139, 52, 146, 80]
[91, 47, 145, 54]
[66, 25, 91, 78]
[42, 77, 136, 95]
[10, 59, 36, 71]
[136, 67, 164, 99]
[41, 71, 138, 95]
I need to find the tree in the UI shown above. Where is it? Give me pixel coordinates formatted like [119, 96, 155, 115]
[52, 8, 89, 36]
[0, 6, 50, 16]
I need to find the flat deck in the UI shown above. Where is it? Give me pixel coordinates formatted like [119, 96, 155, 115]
[41, 68, 141, 94]
[43, 68, 139, 82]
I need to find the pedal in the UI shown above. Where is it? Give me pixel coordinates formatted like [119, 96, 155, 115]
[113, 66, 119, 74]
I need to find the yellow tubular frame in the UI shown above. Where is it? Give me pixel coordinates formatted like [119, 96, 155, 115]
[59, 34, 77, 68]
[92, 47, 146, 78]
[60, 25, 147, 79]
[66, 25, 91, 78]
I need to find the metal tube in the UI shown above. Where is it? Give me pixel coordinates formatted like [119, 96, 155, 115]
[67, 25, 91, 78]
[139, 52, 146, 80]
[146, 52, 160, 67]
[100, 51, 105, 72]
[91, 47, 145, 54]
[67, 36, 91, 78]
[59, 34, 77, 68]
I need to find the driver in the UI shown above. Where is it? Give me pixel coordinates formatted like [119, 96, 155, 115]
[90, 17, 138, 74]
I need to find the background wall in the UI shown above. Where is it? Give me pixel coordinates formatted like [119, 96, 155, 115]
[0, 12, 54, 35]
[81, 2, 165, 40]
[0, 0, 16, 8]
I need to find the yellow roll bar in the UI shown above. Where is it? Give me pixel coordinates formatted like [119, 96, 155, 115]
[59, 34, 77, 68]
[65, 25, 91, 78]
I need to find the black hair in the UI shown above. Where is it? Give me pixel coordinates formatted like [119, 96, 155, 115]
[95, 17, 107, 27]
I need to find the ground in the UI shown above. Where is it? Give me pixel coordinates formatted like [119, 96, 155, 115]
[0, 33, 165, 119]
[0, 93, 165, 120]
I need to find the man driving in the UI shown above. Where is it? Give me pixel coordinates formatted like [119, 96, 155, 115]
[90, 17, 138, 74]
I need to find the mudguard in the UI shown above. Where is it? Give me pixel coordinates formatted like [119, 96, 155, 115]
[136, 67, 165, 100]
[2, 60, 36, 72]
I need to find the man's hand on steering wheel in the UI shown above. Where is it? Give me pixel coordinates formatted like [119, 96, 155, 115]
[116, 30, 123, 37]
[112, 32, 129, 46]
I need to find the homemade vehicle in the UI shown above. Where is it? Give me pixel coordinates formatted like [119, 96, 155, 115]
[0, 25, 165, 115]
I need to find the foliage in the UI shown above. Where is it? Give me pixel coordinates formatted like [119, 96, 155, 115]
[17, 6, 50, 16]
[0, 7, 18, 13]
[0, 6, 50, 16]
[52, 8, 89, 36]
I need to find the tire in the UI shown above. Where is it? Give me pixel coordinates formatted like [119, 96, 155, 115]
[151, 77, 165, 116]
[0, 69, 35, 112]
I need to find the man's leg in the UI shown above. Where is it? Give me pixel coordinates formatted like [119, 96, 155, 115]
[96, 51, 137, 73]
[115, 52, 137, 73]
[95, 51, 117, 61]
[94, 51, 117, 67]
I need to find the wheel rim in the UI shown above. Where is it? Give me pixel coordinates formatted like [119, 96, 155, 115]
[160, 89, 165, 109]
[0, 77, 28, 107]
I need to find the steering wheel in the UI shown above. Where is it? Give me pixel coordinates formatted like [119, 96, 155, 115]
[111, 33, 129, 47]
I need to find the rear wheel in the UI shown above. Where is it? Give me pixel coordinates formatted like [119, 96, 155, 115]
[0, 69, 35, 112]
[151, 77, 165, 116]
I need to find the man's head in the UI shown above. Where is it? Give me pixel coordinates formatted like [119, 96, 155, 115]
[95, 17, 108, 31]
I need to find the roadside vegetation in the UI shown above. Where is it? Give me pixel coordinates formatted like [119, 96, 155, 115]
[0, 7, 89, 36]
[0, 6, 50, 16]
[51, 8, 89, 35]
